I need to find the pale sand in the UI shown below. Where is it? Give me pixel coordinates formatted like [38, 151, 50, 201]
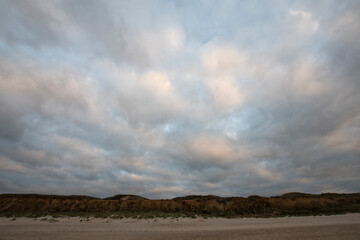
[0, 214, 359, 240]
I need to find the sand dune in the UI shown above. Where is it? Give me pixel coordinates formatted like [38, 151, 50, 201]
[1, 193, 360, 217]
[0, 214, 359, 240]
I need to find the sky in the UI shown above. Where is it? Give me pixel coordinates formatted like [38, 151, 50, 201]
[0, 0, 359, 199]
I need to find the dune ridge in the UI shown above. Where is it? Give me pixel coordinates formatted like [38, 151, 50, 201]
[1, 192, 359, 217]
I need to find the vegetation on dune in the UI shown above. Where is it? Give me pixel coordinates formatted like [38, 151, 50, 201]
[172, 195, 222, 201]
[0, 194, 99, 200]
[0, 192, 359, 218]
[104, 194, 148, 201]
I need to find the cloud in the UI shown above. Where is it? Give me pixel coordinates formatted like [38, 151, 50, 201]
[291, 59, 327, 96]
[0, 0, 359, 198]
[288, 9, 319, 33]
[0, 0, 66, 48]
[184, 136, 246, 165]
[201, 43, 245, 109]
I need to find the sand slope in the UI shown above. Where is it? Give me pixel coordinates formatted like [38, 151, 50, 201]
[0, 213, 359, 240]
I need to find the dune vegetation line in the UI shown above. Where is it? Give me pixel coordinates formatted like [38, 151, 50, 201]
[1, 192, 359, 219]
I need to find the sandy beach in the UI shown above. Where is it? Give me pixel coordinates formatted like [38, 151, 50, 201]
[0, 213, 359, 240]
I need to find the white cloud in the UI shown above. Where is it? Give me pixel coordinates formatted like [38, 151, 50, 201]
[288, 9, 319, 34]
[283, 8, 320, 49]
[141, 71, 177, 102]
[135, 26, 185, 65]
[201, 44, 246, 75]
[201, 44, 246, 109]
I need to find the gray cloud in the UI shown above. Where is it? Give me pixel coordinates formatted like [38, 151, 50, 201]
[0, 0, 65, 48]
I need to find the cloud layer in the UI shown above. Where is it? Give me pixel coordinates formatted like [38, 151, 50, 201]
[0, 0, 359, 198]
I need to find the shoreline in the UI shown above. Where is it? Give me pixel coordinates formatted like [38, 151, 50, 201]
[2, 210, 360, 220]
